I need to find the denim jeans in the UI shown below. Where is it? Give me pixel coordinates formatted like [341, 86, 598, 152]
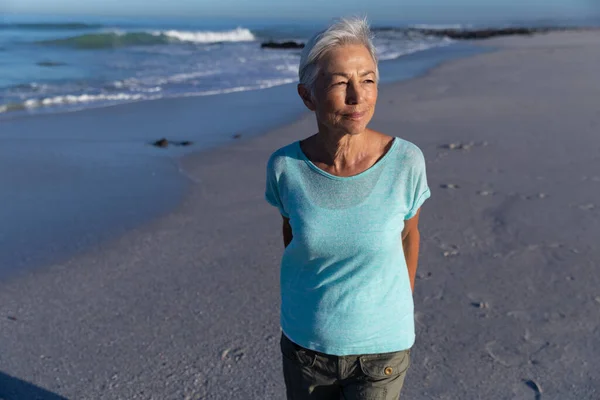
[280, 332, 411, 400]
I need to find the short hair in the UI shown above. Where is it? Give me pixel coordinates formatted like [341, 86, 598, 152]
[298, 16, 379, 93]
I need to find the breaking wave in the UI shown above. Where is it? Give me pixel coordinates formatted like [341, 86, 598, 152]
[39, 28, 256, 49]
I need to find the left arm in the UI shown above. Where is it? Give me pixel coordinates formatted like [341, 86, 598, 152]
[402, 208, 422, 293]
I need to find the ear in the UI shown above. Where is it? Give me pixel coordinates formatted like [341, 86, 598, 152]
[297, 84, 316, 111]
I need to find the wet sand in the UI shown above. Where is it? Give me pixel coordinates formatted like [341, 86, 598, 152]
[1, 30, 599, 399]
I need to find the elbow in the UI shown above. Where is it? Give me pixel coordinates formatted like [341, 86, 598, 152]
[402, 228, 420, 243]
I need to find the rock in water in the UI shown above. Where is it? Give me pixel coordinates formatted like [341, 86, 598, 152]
[152, 138, 169, 148]
[151, 139, 193, 148]
[410, 27, 562, 40]
[37, 60, 67, 67]
[261, 41, 305, 49]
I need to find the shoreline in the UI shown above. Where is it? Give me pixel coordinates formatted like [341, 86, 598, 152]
[0, 40, 488, 280]
[1, 30, 599, 399]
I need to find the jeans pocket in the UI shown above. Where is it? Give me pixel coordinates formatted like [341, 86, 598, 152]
[358, 349, 410, 380]
[280, 333, 317, 368]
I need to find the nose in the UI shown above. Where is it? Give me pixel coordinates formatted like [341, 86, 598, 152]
[345, 80, 363, 105]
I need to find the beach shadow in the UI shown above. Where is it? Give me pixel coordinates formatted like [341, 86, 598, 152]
[0, 371, 68, 400]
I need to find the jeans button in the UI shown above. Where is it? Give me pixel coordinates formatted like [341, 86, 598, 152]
[384, 367, 393, 376]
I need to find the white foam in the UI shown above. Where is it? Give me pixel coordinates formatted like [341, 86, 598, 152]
[255, 78, 296, 87]
[179, 78, 296, 97]
[376, 38, 454, 61]
[275, 64, 298, 73]
[109, 29, 127, 36]
[115, 70, 220, 89]
[160, 70, 219, 84]
[22, 93, 154, 109]
[156, 27, 255, 43]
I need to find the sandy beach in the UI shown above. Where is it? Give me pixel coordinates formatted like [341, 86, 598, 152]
[1, 30, 600, 399]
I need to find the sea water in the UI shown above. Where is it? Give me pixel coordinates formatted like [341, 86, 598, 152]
[0, 14, 463, 118]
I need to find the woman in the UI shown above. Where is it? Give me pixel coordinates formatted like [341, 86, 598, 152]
[265, 17, 431, 400]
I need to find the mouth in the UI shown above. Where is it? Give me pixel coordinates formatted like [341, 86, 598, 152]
[343, 111, 366, 120]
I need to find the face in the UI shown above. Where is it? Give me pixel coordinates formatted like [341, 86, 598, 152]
[299, 44, 378, 136]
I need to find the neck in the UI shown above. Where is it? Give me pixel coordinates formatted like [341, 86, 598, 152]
[313, 126, 372, 169]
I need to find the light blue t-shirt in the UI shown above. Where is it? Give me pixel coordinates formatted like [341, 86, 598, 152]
[265, 136, 431, 356]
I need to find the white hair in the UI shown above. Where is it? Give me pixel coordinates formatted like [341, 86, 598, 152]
[298, 16, 379, 92]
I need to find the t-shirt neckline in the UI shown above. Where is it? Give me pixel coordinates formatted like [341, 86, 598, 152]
[296, 136, 398, 181]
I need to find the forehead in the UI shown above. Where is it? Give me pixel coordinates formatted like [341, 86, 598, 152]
[317, 44, 376, 76]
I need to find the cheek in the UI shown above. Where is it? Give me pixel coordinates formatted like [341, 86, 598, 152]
[366, 86, 378, 104]
[318, 94, 345, 116]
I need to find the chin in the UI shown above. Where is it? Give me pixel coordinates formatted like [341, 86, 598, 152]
[345, 129, 365, 136]
[320, 117, 370, 136]
[343, 121, 369, 136]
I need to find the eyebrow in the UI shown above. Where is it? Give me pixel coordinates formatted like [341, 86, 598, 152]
[330, 70, 376, 78]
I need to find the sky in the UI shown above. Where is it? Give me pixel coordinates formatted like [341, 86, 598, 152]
[2, 0, 599, 23]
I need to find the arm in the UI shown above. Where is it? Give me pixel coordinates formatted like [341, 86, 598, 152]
[282, 216, 293, 248]
[402, 208, 422, 292]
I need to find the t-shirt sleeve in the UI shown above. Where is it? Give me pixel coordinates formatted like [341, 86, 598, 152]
[405, 147, 431, 220]
[265, 154, 289, 218]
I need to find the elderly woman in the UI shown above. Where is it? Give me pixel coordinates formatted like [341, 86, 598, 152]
[265, 17, 431, 399]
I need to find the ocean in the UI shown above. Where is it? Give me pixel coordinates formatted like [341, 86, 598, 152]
[3, 14, 599, 119]
[0, 15, 465, 118]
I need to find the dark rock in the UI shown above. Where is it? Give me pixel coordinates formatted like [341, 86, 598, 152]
[151, 138, 193, 148]
[152, 138, 169, 148]
[233, 133, 242, 139]
[261, 41, 305, 49]
[408, 27, 566, 40]
[37, 60, 67, 67]
[373, 26, 582, 40]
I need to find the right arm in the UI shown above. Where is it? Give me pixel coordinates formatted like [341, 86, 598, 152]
[282, 216, 293, 248]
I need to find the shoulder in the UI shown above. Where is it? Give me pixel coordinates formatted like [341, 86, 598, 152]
[392, 137, 426, 166]
[369, 129, 424, 161]
[266, 142, 298, 174]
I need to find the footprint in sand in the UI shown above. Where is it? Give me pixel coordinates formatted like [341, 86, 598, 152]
[443, 249, 459, 257]
[467, 293, 489, 309]
[416, 271, 433, 280]
[439, 141, 488, 151]
[477, 190, 496, 196]
[485, 341, 523, 367]
[220, 347, 246, 363]
[581, 176, 600, 182]
[471, 302, 489, 309]
[523, 193, 548, 200]
[524, 379, 543, 400]
[578, 203, 595, 211]
[440, 183, 460, 189]
[265, 334, 277, 343]
[440, 244, 460, 257]
[440, 142, 474, 150]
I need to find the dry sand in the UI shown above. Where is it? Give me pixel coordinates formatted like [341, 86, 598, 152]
[1, 31, 600, 399]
